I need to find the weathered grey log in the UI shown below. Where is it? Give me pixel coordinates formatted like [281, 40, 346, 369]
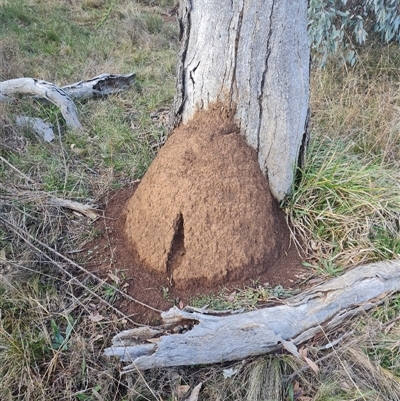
[15, 116, 55, 142]
[61, 73, 136, 100]
[104, 259, 400, 370]
[0, 78, 82, 129]
[170, 0, 310, 201]
[0, 73, 136, 131]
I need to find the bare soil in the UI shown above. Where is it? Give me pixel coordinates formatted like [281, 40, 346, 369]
[85, 185, 306, 325]
[85, 106, 308, 325]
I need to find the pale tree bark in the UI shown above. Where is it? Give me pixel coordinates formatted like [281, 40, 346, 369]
[170, 0, 310, 201]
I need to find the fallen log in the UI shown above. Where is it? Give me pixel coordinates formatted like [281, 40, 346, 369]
[0, 73, 136, 132]
[104, 259, 400, 370]
[61, 73, 136, 100]
[0, 78, 82, 129]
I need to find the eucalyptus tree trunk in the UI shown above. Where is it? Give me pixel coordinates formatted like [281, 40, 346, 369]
[170, 0, 310, 201]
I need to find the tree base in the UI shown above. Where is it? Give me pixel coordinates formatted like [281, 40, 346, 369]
[124, 105, 291, 289]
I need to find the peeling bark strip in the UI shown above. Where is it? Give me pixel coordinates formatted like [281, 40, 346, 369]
[170, 0, 310, 201]
[105, 259, 400, 370]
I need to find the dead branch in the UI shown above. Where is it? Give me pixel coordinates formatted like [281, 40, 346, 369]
[49, 197, 99, 220]
[0, 184, 98, 219]
[104, 259, 400, 370]
[61, 73, 136, 100]
[0, 73, 136, 134]
[0, 78, 82, 129]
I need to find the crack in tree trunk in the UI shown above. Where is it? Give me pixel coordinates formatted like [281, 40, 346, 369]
[230, 3, 243, 111]
[257, 1, 275, 160]
[169, 0, 192, 130]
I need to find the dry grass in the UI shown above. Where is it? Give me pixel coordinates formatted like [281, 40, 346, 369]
[286, 43, 400, 273]
[310, 43, 400, 166]
[0, 181, 146, 400]
[0, 275, 134, 400]
[286, 138, 400, 271]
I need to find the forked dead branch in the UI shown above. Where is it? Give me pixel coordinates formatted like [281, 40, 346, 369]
[0, 73, 136, 138]
[105, 259, 400, 370]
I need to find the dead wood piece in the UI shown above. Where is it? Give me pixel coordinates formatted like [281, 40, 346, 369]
[111, 327, 163, 347]
[15, 116, 55, 142]
[61, 73, 136, 100]
[0, 185, 98, 221]
[0, 73, 135, 133]
[104, 259, 400, 370]
[50, 197, 99, 220]
[0, 78, 82, 129]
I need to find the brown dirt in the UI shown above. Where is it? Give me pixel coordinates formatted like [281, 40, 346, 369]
[85, 106, 308, 325]
[86, 184, 306, 325]
[125, 106, 294, 287]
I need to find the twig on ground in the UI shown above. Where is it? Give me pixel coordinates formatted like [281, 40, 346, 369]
[50, 197, 99, 220]
[0, 216, 163, 317]
[0, 183, 99, 220]
[0, 155, 37, 184]
[315, 330, 355, 351]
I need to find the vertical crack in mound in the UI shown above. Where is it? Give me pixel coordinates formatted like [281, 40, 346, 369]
[167, 213, 186, 286]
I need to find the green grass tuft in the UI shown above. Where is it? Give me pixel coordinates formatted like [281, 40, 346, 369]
[287, 137, 400, 271]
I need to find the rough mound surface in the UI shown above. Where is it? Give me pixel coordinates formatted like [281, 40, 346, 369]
[124, 107, 290, 289]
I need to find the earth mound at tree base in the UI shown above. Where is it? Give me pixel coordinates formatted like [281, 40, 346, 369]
[124, 106, 291, 289]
